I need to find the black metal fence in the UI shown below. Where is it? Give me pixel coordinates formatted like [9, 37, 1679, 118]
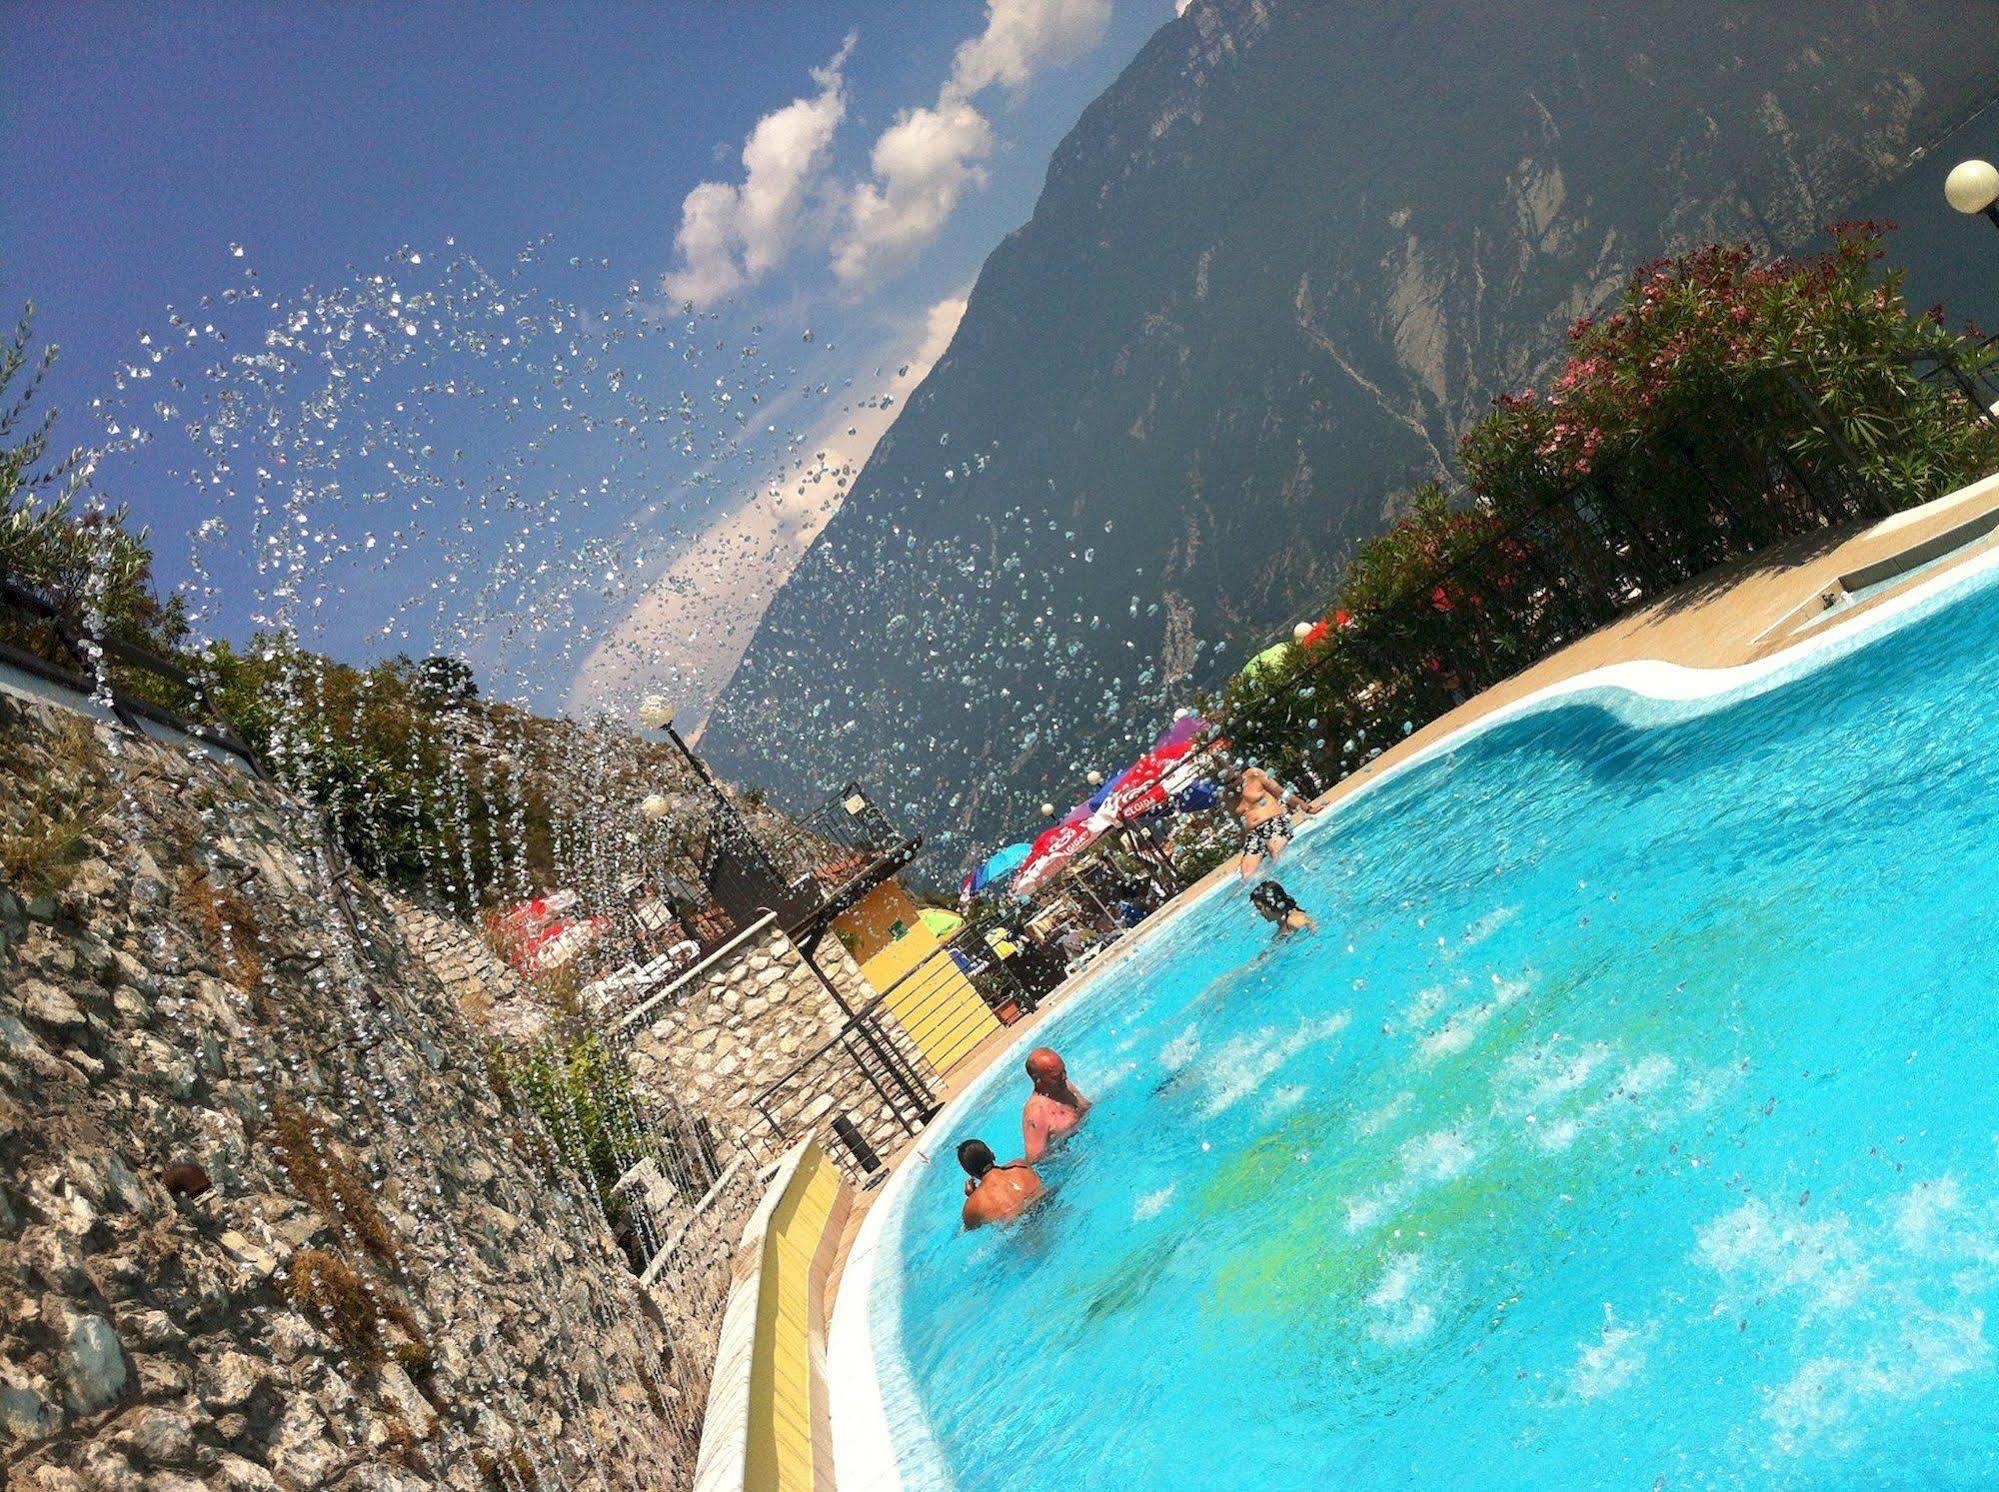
[747, 983, 941, 1183]
[0, 569, 263, 772]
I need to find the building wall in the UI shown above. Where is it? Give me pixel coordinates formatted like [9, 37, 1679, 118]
[830, 880, 923, 966]
[833, 884, 1001, 1078]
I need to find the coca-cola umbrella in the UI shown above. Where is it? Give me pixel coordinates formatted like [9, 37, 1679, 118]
[1104, 716, 1216, 822]
[1011, 813, 1109, 899]
[1086, 766, 1131, 811]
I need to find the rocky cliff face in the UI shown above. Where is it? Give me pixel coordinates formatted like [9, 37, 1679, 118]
[701, 0, 1999, 870]
[0, 694, 717, 1488]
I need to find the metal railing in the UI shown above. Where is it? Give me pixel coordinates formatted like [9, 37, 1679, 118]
[747, 972, 941, 1182]
[762, 782, 915, 900]
[0, 570, 263, 773]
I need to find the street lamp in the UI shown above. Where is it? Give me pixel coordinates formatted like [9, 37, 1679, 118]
[1085, 770, 1103, 787]
[640, 793, 673, 821]
[637, 695, 744, 841]
[1040, 801, 1056, 818]
[1945, 159, 1999, 231]
[1292, 621, 1313, 642]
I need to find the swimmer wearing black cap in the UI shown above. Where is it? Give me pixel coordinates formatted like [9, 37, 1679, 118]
[1249, 880, 1318, 938]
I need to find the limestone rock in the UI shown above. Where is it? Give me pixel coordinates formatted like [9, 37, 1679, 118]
[59, 1310, 128, 1414]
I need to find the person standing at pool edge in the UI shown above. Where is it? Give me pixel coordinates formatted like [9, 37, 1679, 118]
[959, 1140, 1044, 1230]
[1235, 763, 1322, 877]
[1022, 1047, 1092, 1162]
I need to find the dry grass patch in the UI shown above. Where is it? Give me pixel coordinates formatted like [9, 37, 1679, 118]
[267, 1098, 401, 1266]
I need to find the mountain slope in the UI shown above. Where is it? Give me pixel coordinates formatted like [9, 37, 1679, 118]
[703, 0, 1999, 870]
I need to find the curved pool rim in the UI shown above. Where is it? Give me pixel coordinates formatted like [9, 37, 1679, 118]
[828, 529, 1999, 1491]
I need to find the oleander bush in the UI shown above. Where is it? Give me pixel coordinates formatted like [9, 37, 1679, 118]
[1211, 224, 1999, 785]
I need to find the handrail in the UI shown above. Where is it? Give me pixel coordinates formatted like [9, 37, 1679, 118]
[1, 560, 267, 768]
[746, 979, 935, 1134]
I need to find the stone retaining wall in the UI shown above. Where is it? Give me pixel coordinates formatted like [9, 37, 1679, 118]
[616, 922, 934, 1182]
[0, 691, 699, 1488]
[389, 897, 549, 1043]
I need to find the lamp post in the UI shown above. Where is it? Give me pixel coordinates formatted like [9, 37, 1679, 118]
[639, 696, 717, 793]
[1945, 159, 1999, 232]
[638, 695, 781, 894]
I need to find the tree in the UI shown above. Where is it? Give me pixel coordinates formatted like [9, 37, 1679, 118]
[0, 298, 185, 652]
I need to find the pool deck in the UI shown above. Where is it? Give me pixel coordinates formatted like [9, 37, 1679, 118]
[823, 468, 1999, 1303]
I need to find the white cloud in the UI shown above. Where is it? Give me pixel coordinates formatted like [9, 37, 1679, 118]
[833, 0, 1111, 293]
[950, 0, 1114, 96]
[568, 294, 969, 728]
[661, 36, 853, 307]
[832, 99, 994, 289]
[663, 3, 1114, 305]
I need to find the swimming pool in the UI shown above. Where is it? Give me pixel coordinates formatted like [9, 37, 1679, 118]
[844, 549, 1999, 1490]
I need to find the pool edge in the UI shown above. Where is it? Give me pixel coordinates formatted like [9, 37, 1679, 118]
[827, 509, 1999, 1492]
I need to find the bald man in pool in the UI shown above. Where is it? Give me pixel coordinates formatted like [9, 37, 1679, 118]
[959, 1139, 1045, 1230]
[1021, 1046, 1093, 1163]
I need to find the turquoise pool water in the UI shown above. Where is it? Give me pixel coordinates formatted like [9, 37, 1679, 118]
[866, 558, 1999, 1489]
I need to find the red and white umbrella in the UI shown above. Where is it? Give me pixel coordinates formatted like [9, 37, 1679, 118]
[1012, 814, 1107, 898]
[1103, 716, 1215, 822]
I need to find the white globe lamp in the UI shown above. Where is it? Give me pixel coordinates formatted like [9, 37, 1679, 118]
[639, 696, 675, 730]
[640, 793, 673, 821]
[1945, 159, 1999, 226]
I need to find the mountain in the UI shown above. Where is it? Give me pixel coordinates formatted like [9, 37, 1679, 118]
[701, 0, 1999, 874]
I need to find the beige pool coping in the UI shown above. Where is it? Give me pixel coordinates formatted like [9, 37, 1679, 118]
[821, 467, 1999, 1300]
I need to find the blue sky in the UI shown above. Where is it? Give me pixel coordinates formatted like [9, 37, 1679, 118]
[5, 4, 1996, 725]
[1, 1, 1176, 710]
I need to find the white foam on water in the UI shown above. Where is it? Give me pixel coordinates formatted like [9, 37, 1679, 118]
[1158, 1025, 1201, 1072]
[1612, 1052, 1676, 1100]
[1354, 1091, 1413, 1137]
[1343, 1196, 1386, 1233]
[1696, 1179, 1999, 1458]
[1561, 1307, 1655, 1403]
[1261, 1084, 1308, 1119]
[1393, 983, 1453, 1033]
[1495, 1038, 1612, 1112]
[1461, 905, 1520, 945]
[1765, 1304, 1992, 1458]
[1696, 1199, 1870, 1317]
[1533, 1117, 1583, 1152]
[1132, 1184, 1177, 1223]
[1365, 1251, 1440, 1346]
[1892, 1175, 1967, 1252]
[1197, 1012, 1352, 1118]
[1088, 1058, 1140, 1101]
[1417, 973, 1529, 1061]
[1399, 1126, 1479, 1182]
